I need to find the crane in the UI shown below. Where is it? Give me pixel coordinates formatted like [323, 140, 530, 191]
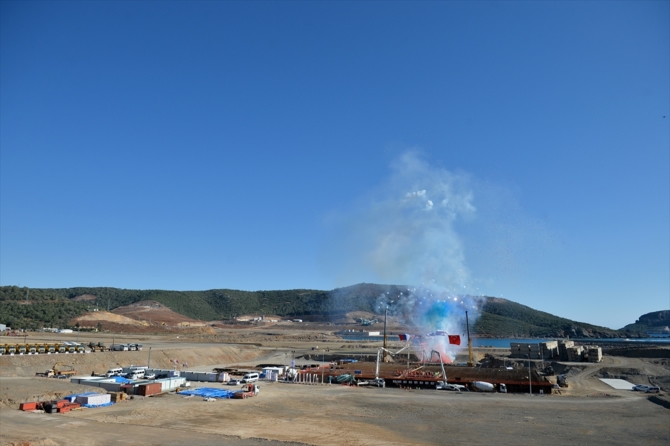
[429, 350, 448, 386]
[374, 343, 412, 386]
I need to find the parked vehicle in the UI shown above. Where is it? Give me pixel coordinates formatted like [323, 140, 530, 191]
[124, 370, 145, 380]
[233, 383, 260, 399]
[632, 385, 650, 392]
[227, 379, 240, 385]
[36, 362, 77, 378]
[241, 372, 259, 383]
[369, 378, 385, 387]
[472, 381, 495, 392]
[106, 367, 123, 377]
[437, 383, 466, 391]
[645, 386, 660, 393]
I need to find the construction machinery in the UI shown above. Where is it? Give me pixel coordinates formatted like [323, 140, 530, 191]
[373, 343, 412, 387]
[233, 383, 260, 399]
[428, 350, 449, 387]
[88, 341, 108, 352]
[37, 362, 77, 378]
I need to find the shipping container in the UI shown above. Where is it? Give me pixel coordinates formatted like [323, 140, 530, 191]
[137, 382, 162, 396]
[20, 402, 37, 411]
[76, 393, 111, 406]
[155, 377, 187, 392]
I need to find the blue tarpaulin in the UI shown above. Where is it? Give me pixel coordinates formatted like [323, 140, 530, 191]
[111, 376, 132, 383]
[178, 387, 236, 399]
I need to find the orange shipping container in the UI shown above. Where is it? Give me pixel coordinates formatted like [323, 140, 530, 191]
[138, 383, 162, 396]
[19, 402, 37, 411]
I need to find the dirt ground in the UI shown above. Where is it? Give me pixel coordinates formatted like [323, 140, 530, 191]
[1, 327, 669, 446]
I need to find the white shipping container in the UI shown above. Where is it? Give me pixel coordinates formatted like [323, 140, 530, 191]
[76, 393, 111, 406]
[184, 371, 219, 382]
[156, 377, 186, 392]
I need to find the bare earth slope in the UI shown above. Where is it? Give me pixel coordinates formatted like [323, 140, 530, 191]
[71, 302, 213, 334]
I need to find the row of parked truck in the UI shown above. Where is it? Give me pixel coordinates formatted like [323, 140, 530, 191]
[0, 342, 143, 355]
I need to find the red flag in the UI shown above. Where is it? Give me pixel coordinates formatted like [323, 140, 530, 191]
[448, 335, 461, 345]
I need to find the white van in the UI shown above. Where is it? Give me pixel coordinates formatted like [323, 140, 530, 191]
[241, 372, 259, 383]
[106, 367, 123, 377]
[125, 370, 145, 380]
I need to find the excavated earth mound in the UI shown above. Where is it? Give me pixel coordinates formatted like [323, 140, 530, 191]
[74, 311, 147, 326]
[112, 300, 206, 325]
[71, 304, 216, 334]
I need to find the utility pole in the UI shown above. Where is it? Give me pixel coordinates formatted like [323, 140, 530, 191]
[382, 307, 388, 362]
[528, 345, 533, 396]
[148, 347, 152, 369]
[466, 311, 474, 367]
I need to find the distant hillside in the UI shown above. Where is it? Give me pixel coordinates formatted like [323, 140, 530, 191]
[621, 310, 670, 334]
[0, 284, 644, 338]
[475, 298, 635, 338]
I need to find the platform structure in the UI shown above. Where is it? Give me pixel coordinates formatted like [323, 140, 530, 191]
[295, 361, 553, 394]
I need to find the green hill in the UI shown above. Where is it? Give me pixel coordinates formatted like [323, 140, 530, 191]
[475, 297, 634, 338]
[0, 284, 644, 338]
[620, 310, 670, 334]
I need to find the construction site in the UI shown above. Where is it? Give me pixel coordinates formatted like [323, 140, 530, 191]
[1, 320, 669, 446]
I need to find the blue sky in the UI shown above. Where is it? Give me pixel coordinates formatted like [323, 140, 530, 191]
[1, 1, 668, 329]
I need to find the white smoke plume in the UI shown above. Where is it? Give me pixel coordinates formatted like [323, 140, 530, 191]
[325, 150, 488, 361]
